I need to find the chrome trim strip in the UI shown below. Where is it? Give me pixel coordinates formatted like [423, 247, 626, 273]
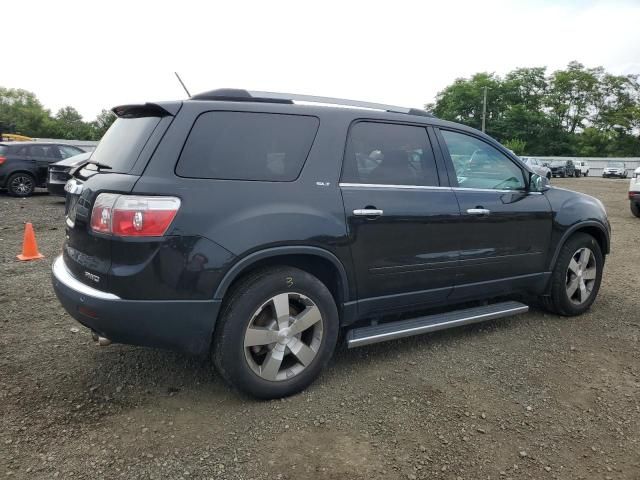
[339, 183, 452, 191]
[52, 255, 120, 300]
[347, 303, 528, 348]
[453, 187, 522, 193]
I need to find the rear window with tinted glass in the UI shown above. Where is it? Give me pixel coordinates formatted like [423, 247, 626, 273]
[90, 117, 161, 173]
[176, 112, 319, 181]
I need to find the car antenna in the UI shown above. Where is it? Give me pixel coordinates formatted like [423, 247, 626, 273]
[174, 72, 191, 97]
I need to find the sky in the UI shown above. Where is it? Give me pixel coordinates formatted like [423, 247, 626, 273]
[3, 0, 640, 120]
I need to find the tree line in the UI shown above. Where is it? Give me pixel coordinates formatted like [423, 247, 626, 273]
[426, 61, 640, 157]
[0, 87, 116, 141]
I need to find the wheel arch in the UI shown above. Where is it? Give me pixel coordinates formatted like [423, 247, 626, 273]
[549, 221, 610, 270]
[214, 246, 352, 311]
[4, 169, 37, 187]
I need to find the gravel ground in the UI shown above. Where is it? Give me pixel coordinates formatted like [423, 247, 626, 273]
[1, 178, 639, 480]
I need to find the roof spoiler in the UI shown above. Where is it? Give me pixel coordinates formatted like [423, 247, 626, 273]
[111, 103, 176, 118]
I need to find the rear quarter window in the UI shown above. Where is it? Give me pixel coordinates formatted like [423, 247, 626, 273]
[0, 145, 7, 155]
[176, 112, 319, 181]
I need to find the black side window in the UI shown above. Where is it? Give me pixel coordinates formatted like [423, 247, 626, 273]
[341, 122, 438, 186]
[177, 112, 319, 181]
[28, 145, 61, 160]
[58, 145, 84, 159]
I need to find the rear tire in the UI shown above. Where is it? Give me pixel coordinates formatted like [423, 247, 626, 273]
[631, 201, 640, 218]
[542, 233, 603, 316]
[7, 172, 35, 197]
[212, 266, 339, 399]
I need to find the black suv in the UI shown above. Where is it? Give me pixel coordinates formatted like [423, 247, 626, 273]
[52, 89, 610, 398]
[0, 142, 86, 196]
[549, 159, 576, 178]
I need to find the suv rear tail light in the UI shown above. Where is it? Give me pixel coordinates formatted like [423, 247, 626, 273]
[90, 194, 181, 237]
[0, 156, 6, 165]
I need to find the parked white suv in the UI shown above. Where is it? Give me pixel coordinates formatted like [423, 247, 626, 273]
[630, 166, 640, 218]
[575, 160, 590, 177]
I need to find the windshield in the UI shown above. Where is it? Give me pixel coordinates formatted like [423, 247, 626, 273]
[607, 162, 624, 168]
[90, 117, 161, 173]
[551, 160, 566, 166]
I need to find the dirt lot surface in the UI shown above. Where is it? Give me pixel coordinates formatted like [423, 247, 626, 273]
[1, 178, 639, 480]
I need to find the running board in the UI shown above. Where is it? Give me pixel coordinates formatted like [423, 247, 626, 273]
[346, 301, 528, 348]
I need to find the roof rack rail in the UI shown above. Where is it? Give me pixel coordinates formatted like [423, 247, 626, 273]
[190, 89, 434, 118]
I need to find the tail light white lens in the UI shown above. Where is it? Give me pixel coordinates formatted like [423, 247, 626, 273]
[90, 193, 119, 233]
[90, 194, 180, 237]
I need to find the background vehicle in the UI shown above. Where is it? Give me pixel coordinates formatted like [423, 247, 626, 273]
[549, 159, 576, 178]
[0, 142, 86, 196]
[47, 152, 91, 196]
[0, 133, 33, 142]
[630, 166, 640, 218]
[602, 161, 627, 178]
[51, 89, 610, 399]
[521, 157, 551, 179]
[575, 160, 590, 177]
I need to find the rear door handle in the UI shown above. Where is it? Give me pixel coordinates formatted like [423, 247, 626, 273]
[353, 209, 383, 217]
[466, 208, 491, 215]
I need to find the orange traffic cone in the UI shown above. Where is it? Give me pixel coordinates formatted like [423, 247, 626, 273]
[17, 222, 44, 261]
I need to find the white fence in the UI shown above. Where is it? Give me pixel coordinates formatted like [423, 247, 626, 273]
[529, 157, 640, 176]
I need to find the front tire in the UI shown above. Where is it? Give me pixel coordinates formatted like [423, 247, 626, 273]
[631, 201, 640, 218]
[542, 233, 603, 316]
[213, 267, 339, 399]
[7, 172, 35, 197]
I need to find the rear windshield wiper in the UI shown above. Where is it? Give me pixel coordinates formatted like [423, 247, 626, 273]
[70, 160, 112, 176]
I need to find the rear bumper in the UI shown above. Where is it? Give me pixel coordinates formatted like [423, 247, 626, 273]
[51, 255, 220, 355]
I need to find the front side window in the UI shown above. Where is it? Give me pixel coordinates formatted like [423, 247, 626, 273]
[341, 122, 438, 186]
[177, 112, 319, 181]
[440, 130, 525, 190]
[59, 145, 84, 159]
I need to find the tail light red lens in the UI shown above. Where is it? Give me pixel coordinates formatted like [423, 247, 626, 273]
[90, 194, 180, 237]
[0, 156, 6, 165]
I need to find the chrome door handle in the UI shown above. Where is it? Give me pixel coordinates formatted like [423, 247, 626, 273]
[353, 209, 383, 217]
[466, 208, 491, 215]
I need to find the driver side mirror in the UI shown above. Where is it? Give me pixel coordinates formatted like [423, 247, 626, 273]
[529, 173, 550, 192]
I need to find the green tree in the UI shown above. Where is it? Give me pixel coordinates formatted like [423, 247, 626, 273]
[91, 109, 116, 140]
[428, 61, 640, 156]
[0, 87, 53, 137]
[52, 106, 93, 140]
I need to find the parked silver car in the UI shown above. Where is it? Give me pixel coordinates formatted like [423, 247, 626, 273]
[521, 157, 551, 179]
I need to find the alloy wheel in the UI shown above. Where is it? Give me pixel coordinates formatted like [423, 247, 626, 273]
[565, 247, 597, 305]
[11, 175, 34, 195]
[244, 292, 323, 382]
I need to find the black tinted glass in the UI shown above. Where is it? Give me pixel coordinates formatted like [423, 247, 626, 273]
[177, 112, 319, 181]
[341, 122, 438, 186]
[91, 117, 161, 173]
